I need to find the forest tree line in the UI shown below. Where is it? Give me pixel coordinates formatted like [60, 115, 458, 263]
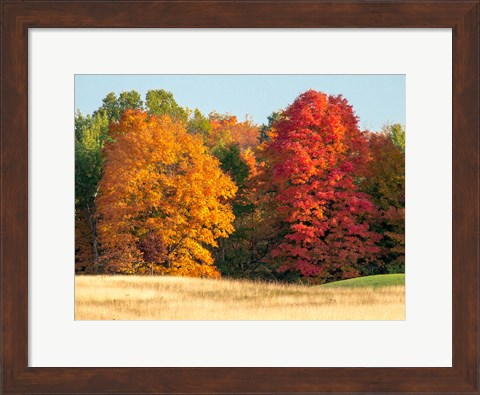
[75, 89, 405, 284]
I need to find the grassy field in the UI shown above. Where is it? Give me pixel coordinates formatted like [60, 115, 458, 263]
[321, 273, 405, 288]
[75, 274, 405, 321]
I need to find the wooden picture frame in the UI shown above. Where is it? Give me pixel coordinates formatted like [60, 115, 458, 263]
[1, 1, 478, 393]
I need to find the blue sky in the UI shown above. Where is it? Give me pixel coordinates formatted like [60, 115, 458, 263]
[75, 75, 405, 132]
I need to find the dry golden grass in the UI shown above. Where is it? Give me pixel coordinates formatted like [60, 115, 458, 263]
[75, 275, 405, 321]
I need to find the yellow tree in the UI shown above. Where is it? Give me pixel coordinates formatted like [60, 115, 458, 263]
[96, 110, 237, 277]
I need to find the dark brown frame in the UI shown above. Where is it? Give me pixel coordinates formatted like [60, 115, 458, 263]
[1, 1, 478, 394]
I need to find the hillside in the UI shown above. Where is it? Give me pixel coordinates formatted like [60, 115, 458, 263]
[321, 274, 405, 288]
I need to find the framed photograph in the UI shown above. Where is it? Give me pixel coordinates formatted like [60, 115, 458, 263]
[1, 1, 478, 394]
[73, 73, 407, 322]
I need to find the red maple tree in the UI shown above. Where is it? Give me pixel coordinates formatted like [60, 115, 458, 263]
[261, 90, 381, 282]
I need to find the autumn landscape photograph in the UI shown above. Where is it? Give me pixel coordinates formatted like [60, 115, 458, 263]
[75, 75, 405, 320]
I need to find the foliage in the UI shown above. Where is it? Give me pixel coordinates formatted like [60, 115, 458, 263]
[75, 111, 109, 209]
[75, 87, 405, 283]
[213, 144, 250, 211]
[259, 90, 382, 283]
[96, 110, 237, 277]
[378, 207, 405, 273]
[187, 108, 212, 142]
[259, 111, 282, 143]
[208, 112, 259, 151]
[75, 91, 149, 273]
[118, 90, 144, 114]
[75, 111, 110, 273]
[383, 123, 405, 152]
[97, 92, 121, 122]
[360, 130, 405, 274]
[145, 89, 189, 123]
[362, 131, 405, 210]
[193, 114, 267, 279]
[75, 209, 95, 273]
[211, 147, 280, 280]
[229, 118, 260, 150]
[95, 90, 143, 123]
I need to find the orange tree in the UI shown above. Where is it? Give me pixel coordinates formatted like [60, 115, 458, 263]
[96, 110, 237, 277]
[207, 113, 259, 151]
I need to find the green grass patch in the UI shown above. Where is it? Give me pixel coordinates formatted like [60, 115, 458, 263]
[321, 273, 405, 288]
